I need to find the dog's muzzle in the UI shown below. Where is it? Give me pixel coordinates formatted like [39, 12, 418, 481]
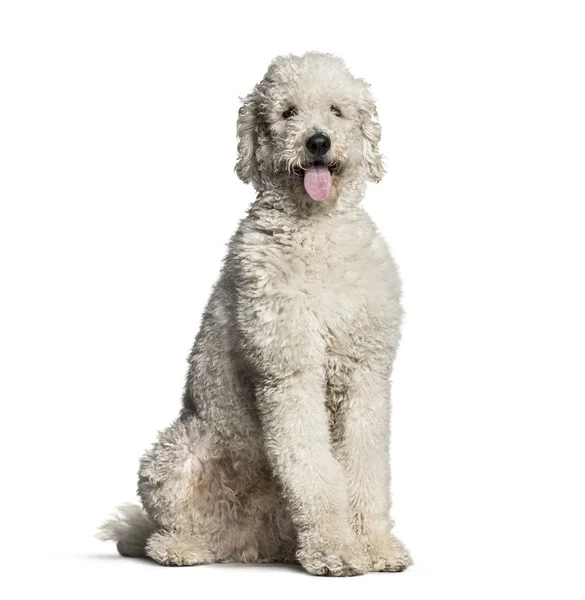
[302, 133, 333, 201]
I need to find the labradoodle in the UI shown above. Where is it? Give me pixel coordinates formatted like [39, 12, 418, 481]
[99, 52, 412, 577]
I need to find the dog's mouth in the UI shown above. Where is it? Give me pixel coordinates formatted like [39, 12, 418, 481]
[293, 160, 341, 202]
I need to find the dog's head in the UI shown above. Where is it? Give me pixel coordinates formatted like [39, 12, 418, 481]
[236, 53, 384, 203]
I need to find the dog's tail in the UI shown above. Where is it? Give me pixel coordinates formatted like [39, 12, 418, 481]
[96, 503, 155, 557]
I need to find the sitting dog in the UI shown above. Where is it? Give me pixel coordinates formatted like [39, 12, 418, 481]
[99, 52, 412, 577]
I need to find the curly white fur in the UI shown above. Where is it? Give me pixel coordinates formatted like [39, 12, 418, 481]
[99, 52, 412, 576]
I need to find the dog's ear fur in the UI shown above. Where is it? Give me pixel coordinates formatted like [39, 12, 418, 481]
[358, 83, 385, 183]
[235, 91, 259, 186]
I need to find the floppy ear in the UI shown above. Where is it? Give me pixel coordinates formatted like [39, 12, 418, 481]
[235, 92, 259, 186]
[359, 85, 385, 183]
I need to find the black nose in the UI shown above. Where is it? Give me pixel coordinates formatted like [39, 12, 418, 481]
[305, 133, 331, 157]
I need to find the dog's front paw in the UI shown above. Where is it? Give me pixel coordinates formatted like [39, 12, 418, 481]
[364, 534, 413, 572]
[297, 534, 368, 577]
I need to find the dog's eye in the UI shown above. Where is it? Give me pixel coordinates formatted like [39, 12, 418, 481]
[330, 105, 342, 117]
[282, 106, 297, 120]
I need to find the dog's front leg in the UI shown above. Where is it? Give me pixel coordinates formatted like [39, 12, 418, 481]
[246, 310, 367, 576]
[254, 367, 368, 576]
[333, 355, 413, 572]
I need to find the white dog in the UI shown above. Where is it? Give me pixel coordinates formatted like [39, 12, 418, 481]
[99, 52, 412, 577]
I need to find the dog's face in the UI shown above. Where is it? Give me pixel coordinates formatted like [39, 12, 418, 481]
[236, 53, 384, 203]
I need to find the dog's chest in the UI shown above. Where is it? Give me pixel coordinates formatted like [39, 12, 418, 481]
[277, 216, 398, 334]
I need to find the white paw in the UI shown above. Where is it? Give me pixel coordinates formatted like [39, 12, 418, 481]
[365, 535, 413, 572]
[145, 531, 213, 566]
[297, 535, 368, 576]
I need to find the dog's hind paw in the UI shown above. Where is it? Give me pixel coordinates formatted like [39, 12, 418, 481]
[145, 531, 215, 566]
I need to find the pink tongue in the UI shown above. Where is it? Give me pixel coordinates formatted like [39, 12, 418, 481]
[303, 164, 332, 201]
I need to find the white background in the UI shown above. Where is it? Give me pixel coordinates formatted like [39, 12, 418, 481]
[1, 1, 584, 598]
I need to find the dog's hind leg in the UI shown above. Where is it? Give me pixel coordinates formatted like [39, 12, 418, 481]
[137, 418, 222, 566]
[137, 417, 292, 566]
